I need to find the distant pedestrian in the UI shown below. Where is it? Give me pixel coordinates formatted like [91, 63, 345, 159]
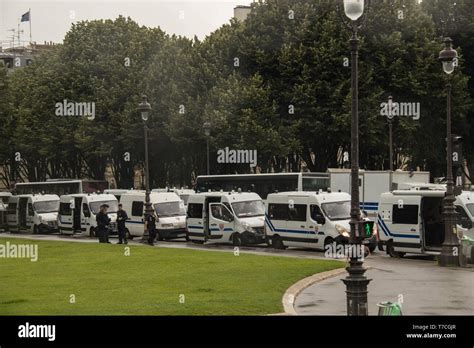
[116, 203, 129, 244]
[145, 211, 158, 246]
[96, 204, 111, 243]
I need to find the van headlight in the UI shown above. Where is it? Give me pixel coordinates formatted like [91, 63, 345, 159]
[335, 224, 350, 238]
[242, 222, 255, 233]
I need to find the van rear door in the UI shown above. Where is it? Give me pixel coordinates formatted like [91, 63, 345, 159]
[388, 195, 422, 253]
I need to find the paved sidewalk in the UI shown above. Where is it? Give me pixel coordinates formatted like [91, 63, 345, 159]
[295, 255, 474, 315]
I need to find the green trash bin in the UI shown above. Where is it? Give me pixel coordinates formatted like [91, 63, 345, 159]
[377, 301, 402, 316]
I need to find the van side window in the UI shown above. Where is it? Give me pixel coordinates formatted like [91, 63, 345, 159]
[288, 204, 307, 221]
[268, 204, 288, 220]
[455, 205, 472, 229]
[187, 203, 203, 218]
[310, 205, 324, 220]
[211, 204, 233, 221]
[59, 203, 71, 215]
[28, 203, 34, 216]
[392, 205, 418, 224]
[7, 203, 17, 214]
[83, 203, 91, 218]
[132, 201, 144, 217]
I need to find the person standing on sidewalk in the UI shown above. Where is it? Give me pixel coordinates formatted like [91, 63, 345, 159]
[116, 203, 129, 244]
[96, 204, 111, 243]
[145, 211, 157, 246]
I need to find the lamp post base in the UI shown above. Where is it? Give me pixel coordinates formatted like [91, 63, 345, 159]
[341, 257, 371, 316]
[438, 244, 460, 267]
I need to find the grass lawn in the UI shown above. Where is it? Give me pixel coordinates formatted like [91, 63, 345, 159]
[0, 238, 343, 315]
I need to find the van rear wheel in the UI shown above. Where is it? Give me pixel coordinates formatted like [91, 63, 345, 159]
[272, 235, 285, 250]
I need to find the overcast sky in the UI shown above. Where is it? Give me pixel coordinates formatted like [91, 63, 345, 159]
[0, 0, 253, 47]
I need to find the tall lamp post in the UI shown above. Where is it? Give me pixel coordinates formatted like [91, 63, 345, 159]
[203, 121, 211, 175]
[438, 38, 460, 267]
[387, 96, 394, 171]
[339, 0, 371, 316]
[138, 95, 152, 233]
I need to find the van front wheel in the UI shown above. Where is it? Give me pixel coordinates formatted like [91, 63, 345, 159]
[232, 233, 242, 247]
[387, 241, 405, 258]
[272, 235, 285, 250]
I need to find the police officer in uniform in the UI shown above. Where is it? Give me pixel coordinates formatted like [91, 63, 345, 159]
[116, 203, 129, 244]
[145, 211, 158, 246]
[96, 204, 111, 243]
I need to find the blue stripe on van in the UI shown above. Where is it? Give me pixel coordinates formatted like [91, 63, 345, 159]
[361, 202, 379, 211]
[265, 215, 316, 235]
[210, 228, 233, 232]
[126, 220, 144, 225]
[187, 225, 203, 230]
[265, 213, 275, 231]
[377, 214, 419, 239]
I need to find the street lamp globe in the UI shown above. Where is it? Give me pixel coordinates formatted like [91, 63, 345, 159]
[203, 121, 212, 137]
[343, 0, 365, 21]
[439, 38, 458, 75]
[138, 95, 152, 121]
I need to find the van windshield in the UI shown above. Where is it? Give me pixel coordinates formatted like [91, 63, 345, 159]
[89, 201, 118, 214]
[466, 203, 474, 217]
[154, 202, 185, 217]
[33, 200, 59, 213]
[322, 201, 351, 221]
[231, 200, 265, 218]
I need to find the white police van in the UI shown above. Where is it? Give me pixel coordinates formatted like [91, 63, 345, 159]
[58, 193, 118, 236]
[120, 191, 187, 240]
[0, 192, 12, 231]
[186, 191, 266, 246]
[152, 188, 195, 210]
[377, 185, 474, 258]
[7, 194, 59, 233]
[265, 191, 360, 250]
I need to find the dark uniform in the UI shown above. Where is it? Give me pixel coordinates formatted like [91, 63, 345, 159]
[96, 210, 111, 243]
[145, 213, 157, 245]
[117, 208, 129, 244]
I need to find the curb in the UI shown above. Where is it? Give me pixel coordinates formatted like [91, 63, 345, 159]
[281, 267, 347, 315]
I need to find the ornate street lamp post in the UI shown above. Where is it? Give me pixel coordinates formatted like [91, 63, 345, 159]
[438, 38, 460, 267]
[138, 95, 152, 234]
[339, 0, 371, 316]
[387, 96, 394, 171]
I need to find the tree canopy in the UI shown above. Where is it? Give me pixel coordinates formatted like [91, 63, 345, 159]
[0, 0, 472, 188]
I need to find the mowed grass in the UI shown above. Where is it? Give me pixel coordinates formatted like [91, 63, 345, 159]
[0, 238, 343, 315]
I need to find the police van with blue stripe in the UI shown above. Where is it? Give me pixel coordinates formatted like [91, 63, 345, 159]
[377, 185, 474, 259]
[186, 191, 266, 246]
[265, 191, 376, 251]
[120, 191, 187, 241]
